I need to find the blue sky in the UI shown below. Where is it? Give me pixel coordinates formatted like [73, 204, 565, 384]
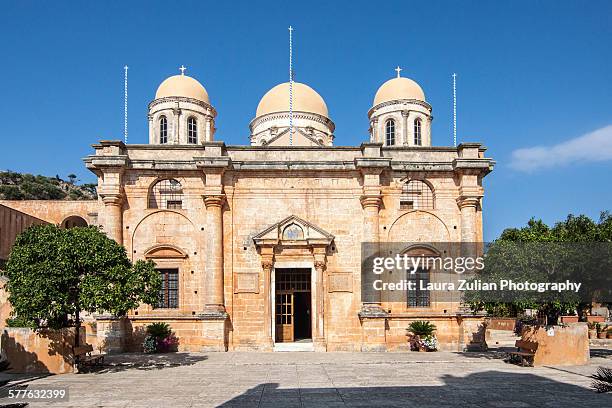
[1, 1, 611, 240]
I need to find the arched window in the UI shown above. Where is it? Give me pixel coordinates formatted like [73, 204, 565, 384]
[149, 179, 183, 209]
[400, 180, 434, 210]
[159, 116, 168, 144]
[404, 246, 438, 308]
[414, 118, 422, 146]
[187, 117, 197, 144]
[61, 216, 88, 229]
[385, 119, 396, 146]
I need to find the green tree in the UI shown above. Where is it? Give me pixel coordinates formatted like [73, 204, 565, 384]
[465, 212, 612, 320]
[5, 225, 161, 335]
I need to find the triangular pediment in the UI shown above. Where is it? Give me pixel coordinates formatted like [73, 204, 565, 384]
[267, 127, 324, 147]
[253, 215, 334, 247]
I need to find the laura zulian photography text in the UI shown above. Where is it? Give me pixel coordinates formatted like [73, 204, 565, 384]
[372, 279, 583, 293]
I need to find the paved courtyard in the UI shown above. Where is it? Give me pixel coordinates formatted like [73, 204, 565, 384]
[0, 350, 611, 407]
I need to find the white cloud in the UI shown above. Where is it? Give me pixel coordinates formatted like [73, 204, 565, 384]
[509, 124, 612, 172]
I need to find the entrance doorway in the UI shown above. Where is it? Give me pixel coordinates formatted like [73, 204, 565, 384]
[275, 268, 311, 342]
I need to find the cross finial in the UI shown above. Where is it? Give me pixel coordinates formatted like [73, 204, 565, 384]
[395, 66, 402, 78]
[179, 65, 187, 75]
[289, 25, 293, 32]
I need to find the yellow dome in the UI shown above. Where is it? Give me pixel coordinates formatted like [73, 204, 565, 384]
[373, 77, 425, 106]
[256, 82, 328, 117]
[155, 75, 210, 103]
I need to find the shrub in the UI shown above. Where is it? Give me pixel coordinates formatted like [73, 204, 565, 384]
[146, 323, 171, 340]
[143, 323, 177, 353]
[5, 316, 35, 329]
[408, 321, 436, 337]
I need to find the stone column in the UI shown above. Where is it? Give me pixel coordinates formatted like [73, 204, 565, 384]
[313, 257, 327, 351]
[261, 257, 274, 349]
[371, 118, 378, 143]
[172, 103, 181, 144]
[401, 111, 409, 145]
[147, 114, 154, 144]
[360, 194, 384, 311]
[205, 118, 212, 142]
[101, 194, 123, 245]
[203, 194, 226, 314]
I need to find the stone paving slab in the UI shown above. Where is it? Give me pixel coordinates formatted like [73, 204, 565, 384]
[0, 351, 610, 407]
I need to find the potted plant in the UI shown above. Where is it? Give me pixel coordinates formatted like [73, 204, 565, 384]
[588, 322, 597, 339]
[607, 327, 612, 339]
[597, 324, 608, 339]
[408, 321, 438, 352]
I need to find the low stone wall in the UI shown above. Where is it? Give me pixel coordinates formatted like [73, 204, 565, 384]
[95, 315, 229, 353]
[1, 327, 85, 374]
[357, 314, 486, 352]
[521, 323, 589, 366]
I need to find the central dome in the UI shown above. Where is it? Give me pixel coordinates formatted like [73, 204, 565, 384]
[256, 82, 328, 117]
[373, 77, 425, 106]
[155, 74, 210, 103]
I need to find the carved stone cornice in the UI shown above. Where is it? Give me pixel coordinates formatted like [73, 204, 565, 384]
[249, 111, 336, 133]
[148, 96, 216, 116]
[368, 99, 432, 118]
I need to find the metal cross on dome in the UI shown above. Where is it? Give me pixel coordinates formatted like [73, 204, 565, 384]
[395, 66, 402, 78]
[179, 65, 187, 75]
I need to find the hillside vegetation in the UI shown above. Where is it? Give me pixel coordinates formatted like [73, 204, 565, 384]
[0, 171, 96, 200]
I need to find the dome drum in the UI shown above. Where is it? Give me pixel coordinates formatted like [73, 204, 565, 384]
[149, 73, 216, 145]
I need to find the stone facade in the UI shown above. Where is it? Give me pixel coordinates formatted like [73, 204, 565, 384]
[77, 139, 493, 352]
[0, 71, 494, 352]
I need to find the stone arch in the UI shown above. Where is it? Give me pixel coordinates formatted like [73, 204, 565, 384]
[387, 210, 451, 243]
[144, 244, 188, 259]
[61, 215, 88, 229]
[131, 210, 196, 259]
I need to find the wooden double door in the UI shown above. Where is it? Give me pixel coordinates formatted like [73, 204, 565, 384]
[275, 268, 312, 342]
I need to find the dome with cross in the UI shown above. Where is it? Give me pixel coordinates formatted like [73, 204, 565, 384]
[155, 67, 210, 103]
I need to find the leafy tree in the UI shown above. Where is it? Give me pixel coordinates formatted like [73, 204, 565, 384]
[5, 225, 161, 334]
[465, 212, 612, 321]
[67, 174, 77, 184]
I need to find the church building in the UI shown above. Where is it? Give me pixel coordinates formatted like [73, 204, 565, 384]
[1, 68, 494, 352]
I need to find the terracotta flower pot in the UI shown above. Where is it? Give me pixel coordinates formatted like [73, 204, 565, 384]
[589, 329, 597, 339]
[560, 316, 579, 323]
[607, 332, 612, 339]
[598, 332, 607, 339]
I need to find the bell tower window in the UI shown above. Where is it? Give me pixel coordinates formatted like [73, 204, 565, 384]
[414, 118, 422, 146]
[159, 116, 168, 144]
[385, 119, 396, 146]
[187, 117, 197, 144]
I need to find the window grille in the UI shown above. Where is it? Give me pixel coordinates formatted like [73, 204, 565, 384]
[276, 269, 311, 292]
[400, 180, 434, 210]
[149, 179, 183, 209]
[157, 268, 179, 308]
[407, 267, 430, 307]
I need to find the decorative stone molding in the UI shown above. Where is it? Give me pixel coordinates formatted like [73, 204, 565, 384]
[148, 96, 216, 116]
[203, 194, 226, 209]
[359, 195, 382, 210]
[249, 111, 335, 132]
[368, 98, 432, 118]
